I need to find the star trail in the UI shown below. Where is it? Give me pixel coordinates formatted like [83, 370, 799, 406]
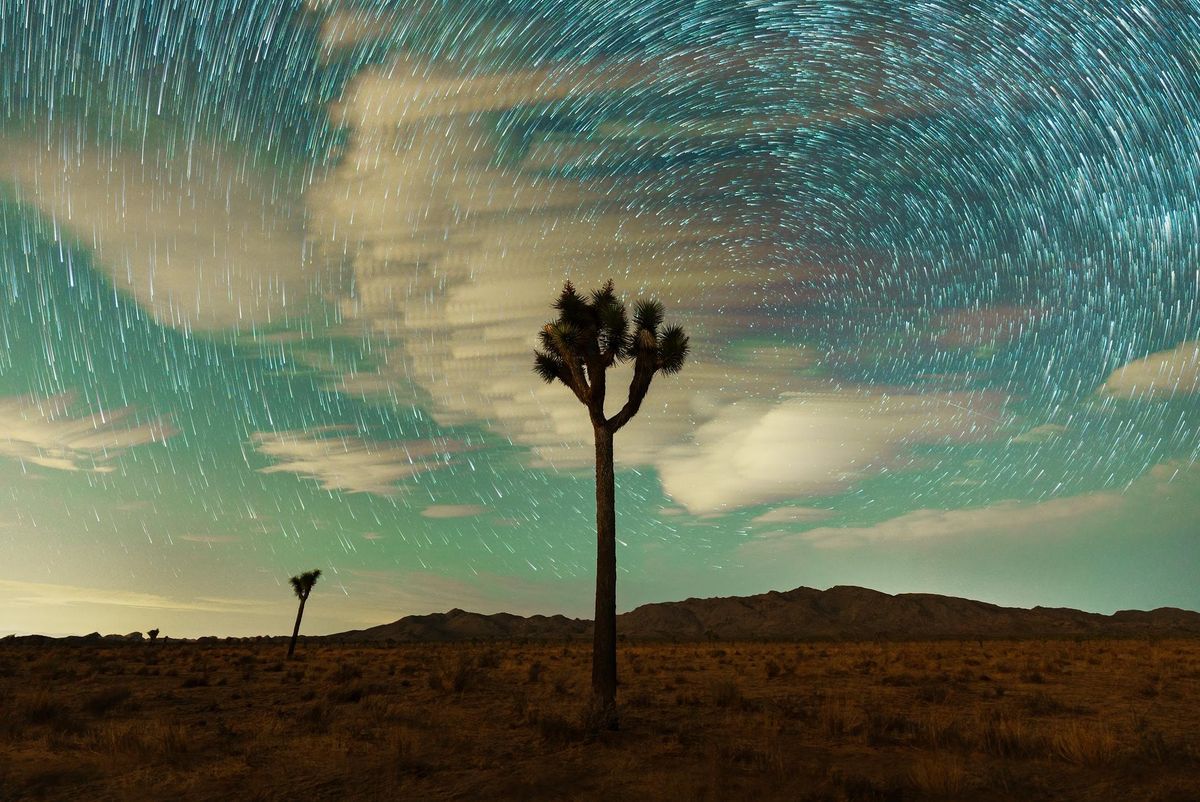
[1, 0, 1197, 636]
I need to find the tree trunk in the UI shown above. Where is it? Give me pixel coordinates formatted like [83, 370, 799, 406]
[592, 425, 618, 728]
[288, 597, 306, 659]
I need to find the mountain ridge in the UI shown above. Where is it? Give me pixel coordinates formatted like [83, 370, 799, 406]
[333, 585, 1200, 642]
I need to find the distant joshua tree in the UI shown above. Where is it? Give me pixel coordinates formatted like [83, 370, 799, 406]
[287, 569, 322, 659]
[533, 280, 688, 728]
[147, 628, 159, 642]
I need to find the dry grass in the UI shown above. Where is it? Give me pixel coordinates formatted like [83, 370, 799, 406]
[0, 638, 1197, 800]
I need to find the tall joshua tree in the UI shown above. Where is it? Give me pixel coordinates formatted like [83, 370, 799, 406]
[533, 280, 688, 727]
[287, 569, 322, 659]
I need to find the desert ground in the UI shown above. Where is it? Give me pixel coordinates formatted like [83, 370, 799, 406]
[1, 638, 1198, 801]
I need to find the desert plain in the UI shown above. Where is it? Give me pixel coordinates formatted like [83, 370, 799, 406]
[1, 637, 1198, 801]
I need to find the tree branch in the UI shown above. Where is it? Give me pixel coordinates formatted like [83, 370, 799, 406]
[606, 330, 656, 432]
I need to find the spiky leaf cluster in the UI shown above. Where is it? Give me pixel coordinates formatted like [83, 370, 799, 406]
[533, 280, 689, 431]
[289, 569, 321, 600]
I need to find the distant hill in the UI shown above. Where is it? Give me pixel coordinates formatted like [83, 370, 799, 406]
[333, 585, 1200, 642]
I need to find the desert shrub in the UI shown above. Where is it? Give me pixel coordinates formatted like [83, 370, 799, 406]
[450, 656, 478, 693]
[297, 702, 330, 732]
[880, 672, 919, 687]
[1051, 721, 1118, 765]
[83, 686, 133, 716]
[915, 682, 950, 703]
[908, 755, 969, 797]
[329, 683, 366, 704]
[1023, 690, 1070, 716]
[88, 721, 190, 758]
[22, 692, 86, 735]
[865, 709, 918, 745]
[536, 711, 585, 745]
[331, 662, 362, 683]
[819, 698, 862, 739]
[709, 678, 742, 707]
[978, 711, 1041, 758]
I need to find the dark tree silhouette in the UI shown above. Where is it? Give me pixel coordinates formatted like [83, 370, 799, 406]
[533, 280, 688, 727]
[287, 569, 322, 659]
[147, 628, 159, 642]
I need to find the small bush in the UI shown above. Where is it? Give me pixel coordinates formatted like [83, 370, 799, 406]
[536, 712, 585, 745]
[83, 686, 132, 716]
[909, 755, 969, 797]
[331, 663, 362, 683]
[709, 678, 742, 708]
[1052, 721, 1118, 765]
[450, 657, 477, 694]
[22, 692, 85, 734]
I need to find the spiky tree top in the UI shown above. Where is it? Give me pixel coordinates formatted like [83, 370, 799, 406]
[289, 569, 321, 601]
[533, 280, 689, 431]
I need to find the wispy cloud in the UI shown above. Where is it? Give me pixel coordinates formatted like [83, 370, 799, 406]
[0, 393, 176, 472]
[301, 41, 1016, 516]
[251, 429, 475, 495]
[744, 491, 1126, 553]
[657, 391, 1003, 515]
[751, 506, 835, 525]
[421, 504, 486, 519]
[1099, 341, 1200, 399]
[0, 134, 310, 331]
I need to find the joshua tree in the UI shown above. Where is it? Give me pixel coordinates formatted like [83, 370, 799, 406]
[147, 628, 159, 642]
[287, 569, 322, 659]
[533, 280, 688, 727]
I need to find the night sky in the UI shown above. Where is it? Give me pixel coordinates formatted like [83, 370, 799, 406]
[2, 0, 1198, 637]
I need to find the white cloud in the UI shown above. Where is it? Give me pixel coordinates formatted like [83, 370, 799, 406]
[751, 505, 835, 525]
[177, 534, 240, 544]
[0, 135, 311, 331]
[251, 429, 474, 495]
[657, 391, 1002, 515]
[1099, 341, 1200, 399]
[747, 491, 1125, 551]
[0, 393, 175, 472]
[421, 504, 486, 519]
[302, 49, 1014, 515]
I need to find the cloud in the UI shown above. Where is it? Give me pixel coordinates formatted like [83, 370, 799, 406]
[177, 534, 240, 544]
[746, 491, 1125, 552]
[251, 429, 475, 495]
[931, 305, 1045, 350]
[0, 393, 176, 472]
[421, 504, 486, 519]
[751, 506, 835, 525]
[1099, 341, 1200, 399]
[304, 48, 1013, 515]
[0, 134, 311, 331]
[657, 391, 1003, 515]
[1009, 423, 1069, 444]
